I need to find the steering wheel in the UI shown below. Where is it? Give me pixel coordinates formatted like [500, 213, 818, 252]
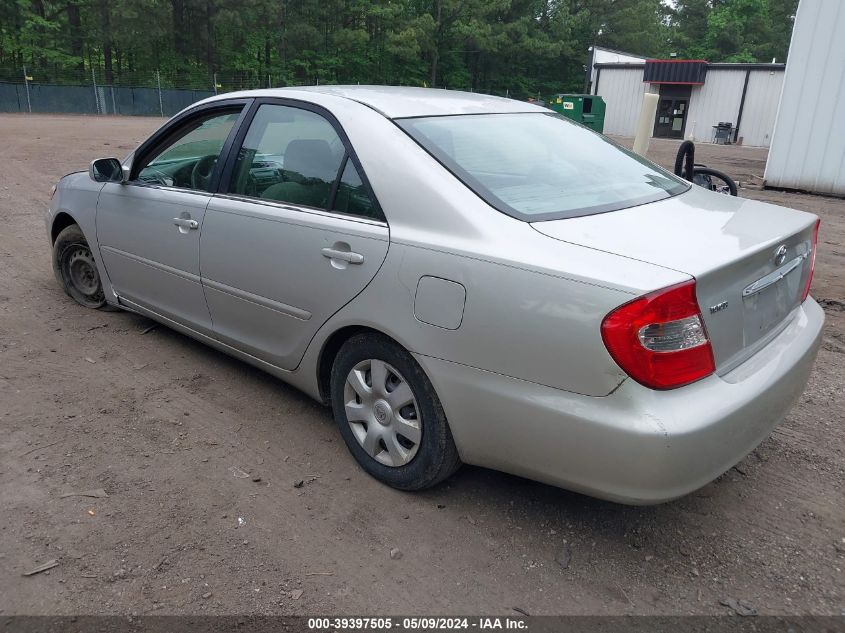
[191, 155, 218, 190]
[138, 166, 173, 186]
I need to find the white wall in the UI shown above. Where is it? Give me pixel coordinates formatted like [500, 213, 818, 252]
[596, 67, 656, 136]
[589, 46, 646, 93]
[739, 70, 785, 147]
[595, 64, 785, 146]
[593, 48, 648, 65]
[765, 0, 845, 194]
[684, 68, 783, 147]
[685, 70, 746, 143]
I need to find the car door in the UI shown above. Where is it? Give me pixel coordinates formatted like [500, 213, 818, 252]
[201, 101, 389, 369]
[96, 103, 246, 332]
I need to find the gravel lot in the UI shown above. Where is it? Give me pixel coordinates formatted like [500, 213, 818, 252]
[0, 114, 843, 616]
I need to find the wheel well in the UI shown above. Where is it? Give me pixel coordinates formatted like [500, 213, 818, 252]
[317, 325, 388, 403]
[51, 212, 78, 244]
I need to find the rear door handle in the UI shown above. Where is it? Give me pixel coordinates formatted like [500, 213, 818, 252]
[321, 247, 364, 264]
[173, 217, 198, 230]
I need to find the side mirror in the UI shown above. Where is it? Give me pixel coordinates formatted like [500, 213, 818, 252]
[89, 158, 126, 183]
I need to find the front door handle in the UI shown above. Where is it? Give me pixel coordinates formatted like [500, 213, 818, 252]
[173, 217, 199, 230]
[321, 247, 364, 265]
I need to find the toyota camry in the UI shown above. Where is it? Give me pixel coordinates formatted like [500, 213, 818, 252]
[46, 86, 823, 503]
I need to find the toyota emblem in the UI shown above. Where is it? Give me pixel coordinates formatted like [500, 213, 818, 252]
[773, 244, 788, 266]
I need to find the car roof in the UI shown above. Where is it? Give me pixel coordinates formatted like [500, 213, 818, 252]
[207, 85, 549, 119]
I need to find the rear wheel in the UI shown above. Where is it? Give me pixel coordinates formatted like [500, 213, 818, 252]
[330, 333, 461, 490]
[52, 224, 112, 310]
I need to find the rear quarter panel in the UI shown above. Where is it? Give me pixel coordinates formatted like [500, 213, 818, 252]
[295, 98, 689, 397]
[307, 236, 689, 398]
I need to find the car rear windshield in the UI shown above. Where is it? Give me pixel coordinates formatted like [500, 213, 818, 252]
[398, 112, 690, 221]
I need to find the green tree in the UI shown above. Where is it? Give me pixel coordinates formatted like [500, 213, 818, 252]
[0, 0, 801, 95]
[669, 0, 799, 62]
[670, 0, 712, 58]
[592, 0, 672, 57]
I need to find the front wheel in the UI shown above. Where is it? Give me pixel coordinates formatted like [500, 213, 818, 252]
[330, 333, 461, 490]
[52, 224, 112, 309]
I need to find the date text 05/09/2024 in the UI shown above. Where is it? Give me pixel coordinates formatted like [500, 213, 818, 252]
[306, 617, 528, 630]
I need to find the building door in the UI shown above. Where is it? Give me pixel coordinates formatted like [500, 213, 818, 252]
[653, 85, 691, 139]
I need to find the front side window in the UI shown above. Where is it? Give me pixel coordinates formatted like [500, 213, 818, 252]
[398, 112, 689, 221]
[137, 109, 241, 192]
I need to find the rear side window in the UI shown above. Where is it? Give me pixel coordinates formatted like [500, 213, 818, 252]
[398, 112, 689, 221]
[332, 158, 381, 220]
[229, 104, 382, 220]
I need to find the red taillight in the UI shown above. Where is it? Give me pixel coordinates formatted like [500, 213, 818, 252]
[801, 219, 820, 302]
[601, 280, 716, 390]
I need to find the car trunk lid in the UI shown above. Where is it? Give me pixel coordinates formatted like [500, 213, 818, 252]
[531, 186, 818, 373]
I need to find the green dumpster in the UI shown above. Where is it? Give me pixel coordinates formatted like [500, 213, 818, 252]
[549, 94, 606, 133]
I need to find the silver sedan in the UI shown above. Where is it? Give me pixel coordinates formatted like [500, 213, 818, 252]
[46, 86, 823, 504]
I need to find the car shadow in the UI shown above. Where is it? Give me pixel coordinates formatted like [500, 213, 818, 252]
[112, 306, 745, 551]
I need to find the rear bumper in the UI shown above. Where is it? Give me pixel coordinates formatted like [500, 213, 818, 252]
[416, 298, 824, 504]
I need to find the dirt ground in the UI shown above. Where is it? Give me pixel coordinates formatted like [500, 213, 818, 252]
[0, 114, 843, 617]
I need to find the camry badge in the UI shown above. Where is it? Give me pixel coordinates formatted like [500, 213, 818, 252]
[773, 244, 788, 266]
[709, 301, 729, 314]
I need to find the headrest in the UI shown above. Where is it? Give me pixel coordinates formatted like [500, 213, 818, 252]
[284, 139, 335, 181]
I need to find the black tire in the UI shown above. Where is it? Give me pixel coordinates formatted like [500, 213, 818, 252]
[673, 140, 696, 181]
[692, 166, 738, 196]
[330, 333, 461, 490]
[52, 224, 115, 310]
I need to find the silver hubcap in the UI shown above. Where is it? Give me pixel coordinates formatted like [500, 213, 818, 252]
[67, 247, 100, 297]
[344, 359, 421, 467]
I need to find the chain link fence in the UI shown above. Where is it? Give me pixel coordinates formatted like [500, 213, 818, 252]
[0, 66, 528, 117]
[0, 66, 529, 117]
[0, 67, 307, 117]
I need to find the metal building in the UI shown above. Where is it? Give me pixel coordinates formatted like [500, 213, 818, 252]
[585, 45, 647, 96]
[590, 53, 785, 147]
[765, 0, 845, 195]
